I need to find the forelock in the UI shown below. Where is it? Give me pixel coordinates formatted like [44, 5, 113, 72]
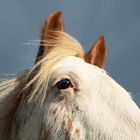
[24, 31, 84, 101]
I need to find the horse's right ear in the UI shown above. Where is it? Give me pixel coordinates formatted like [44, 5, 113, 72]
[35, 11, 64, 62]
[84, 36, 107, 68]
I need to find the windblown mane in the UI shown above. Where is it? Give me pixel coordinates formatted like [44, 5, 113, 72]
[1, 11, 140, 140]
[0, 31, 84, 102]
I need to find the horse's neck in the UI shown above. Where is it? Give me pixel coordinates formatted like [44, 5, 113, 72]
[104, 75, 140, 120]
[93, 74, 140, 139]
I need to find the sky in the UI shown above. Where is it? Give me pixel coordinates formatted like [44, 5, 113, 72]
[0, 0, 140, 106]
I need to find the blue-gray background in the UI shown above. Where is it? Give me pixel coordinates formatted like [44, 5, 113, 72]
[0, 0, 140, 106]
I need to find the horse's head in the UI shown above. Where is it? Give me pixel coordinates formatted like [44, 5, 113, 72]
[0, 11, 140, 140]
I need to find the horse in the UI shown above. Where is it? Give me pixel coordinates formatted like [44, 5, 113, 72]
[0, 11, 140, 140]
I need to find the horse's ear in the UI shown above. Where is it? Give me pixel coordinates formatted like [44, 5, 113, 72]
[35, 11, 64, 62]
[84, 36, 107, 68]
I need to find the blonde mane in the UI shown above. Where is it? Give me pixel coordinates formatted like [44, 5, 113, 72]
[1, 11, 140, 140]
[0, 31, 84, 102]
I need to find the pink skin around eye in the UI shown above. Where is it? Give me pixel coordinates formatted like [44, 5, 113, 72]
[59, 86, 75, 94]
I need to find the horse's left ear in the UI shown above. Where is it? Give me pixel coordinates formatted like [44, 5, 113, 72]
[35, 11, 64, 63]
[84, 36, 107, 68]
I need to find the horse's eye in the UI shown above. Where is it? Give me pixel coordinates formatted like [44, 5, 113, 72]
[57, 79, 73, 90]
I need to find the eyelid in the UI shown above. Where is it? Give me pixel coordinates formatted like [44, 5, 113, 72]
[52, 75, 79, 91]
[52, 75, 72, 87]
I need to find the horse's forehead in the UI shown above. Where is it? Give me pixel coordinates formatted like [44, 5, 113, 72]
[60, 56, 86, 68]
[53, 56, 100, 77]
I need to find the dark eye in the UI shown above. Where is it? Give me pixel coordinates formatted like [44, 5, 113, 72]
[57, 79, 73, 90]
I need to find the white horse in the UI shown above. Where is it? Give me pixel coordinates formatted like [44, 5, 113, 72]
[0, 11, 140, 140]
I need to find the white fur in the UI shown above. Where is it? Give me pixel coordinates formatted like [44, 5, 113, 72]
[43, 56, 140, 140]
[1, 56, 140, 140]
